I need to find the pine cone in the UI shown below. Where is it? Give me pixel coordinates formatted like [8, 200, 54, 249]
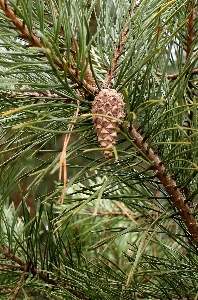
[91, 89, 125, 158]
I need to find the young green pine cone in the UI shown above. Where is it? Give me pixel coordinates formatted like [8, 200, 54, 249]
[91, 89, 125, 158]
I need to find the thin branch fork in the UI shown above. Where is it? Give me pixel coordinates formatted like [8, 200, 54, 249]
[129, 127, 198, 248]
[1, 245, 90, 300]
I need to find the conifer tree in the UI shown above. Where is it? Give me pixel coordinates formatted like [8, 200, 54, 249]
[0, 0, 198, 299]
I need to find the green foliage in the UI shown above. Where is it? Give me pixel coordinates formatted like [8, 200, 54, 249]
[0, 0, 198, 299]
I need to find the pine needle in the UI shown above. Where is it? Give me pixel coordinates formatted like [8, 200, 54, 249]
[59, 100, 80, 204]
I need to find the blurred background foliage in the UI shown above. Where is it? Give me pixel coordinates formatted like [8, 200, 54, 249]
[0, 0, 198, 299]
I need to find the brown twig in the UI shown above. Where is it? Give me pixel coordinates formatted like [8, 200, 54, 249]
[1, 245, 90, 300]
[1, 245, 27, 267]
[102, 2, 138, 88]
[102, 26, 129, 88]
[156, 68, 198, 82]
[10, 273, 26, 300]
[0, 1, 42, 47]
[86, 209, 132, 216]
[5, 91, 60, 98]
[128, 127, 198, 248]
[185, 0, 196, 61]
[181, 0, 197, 199]
[169, 68, 198, 81]
[158, 0, 197, 84]
[102, 1, 138, 89]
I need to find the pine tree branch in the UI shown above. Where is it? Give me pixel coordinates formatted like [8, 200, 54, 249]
[1, 245, 90, 300]
[128, 127, 198, 248]
[0, 0, 97, 95]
